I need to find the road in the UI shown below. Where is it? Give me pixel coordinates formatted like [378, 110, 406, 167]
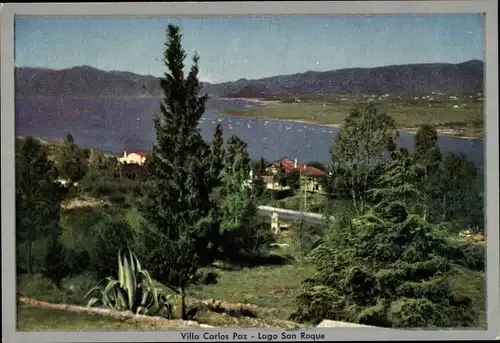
[257, 205, 333, 225]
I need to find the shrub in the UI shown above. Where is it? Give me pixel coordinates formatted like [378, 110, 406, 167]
[218, 219, 276, 261]
[291, 220, 324, 261]
[85, 249, 174, 318]
[40, 231, 71, 288]
[87, 219, 137, 279]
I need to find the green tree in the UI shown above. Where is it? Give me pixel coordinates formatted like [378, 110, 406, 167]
[370, 149, 420, 206]
[259, 157, 267, 173]
[274, 164, 287, 187]
[16, 137, 66, 274]
[89, 219, 137, 279]
[413, 125, 442, 220]
[138, 25, 219, 319]
[40, 230, 71, 288]
[329, 103, 398, 213]
[206, 123, 225, 189]
[429, 153, 481, 230]
[88, 149, 119, 175]
[283, 170, 301, 190]
[218, 135, 259, 258]
[291, 166, 476, 328]
[251, 162, 266, 200]
[57, 133, 89, 184]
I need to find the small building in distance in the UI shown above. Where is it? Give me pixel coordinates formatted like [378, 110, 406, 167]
[119, 151, 148, 165]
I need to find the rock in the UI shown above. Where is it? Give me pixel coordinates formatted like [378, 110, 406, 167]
[316, 319, 378, 328]
[200, 324, 215, 328]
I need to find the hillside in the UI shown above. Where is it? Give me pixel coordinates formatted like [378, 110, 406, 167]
[15, 60, 483, 98]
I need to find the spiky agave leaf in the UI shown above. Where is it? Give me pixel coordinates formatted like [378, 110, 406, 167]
[120, 250, 138, 311]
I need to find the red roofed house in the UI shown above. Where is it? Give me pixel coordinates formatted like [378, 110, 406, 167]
[119, 151, 148, 166]
[265, 157, 327, 193]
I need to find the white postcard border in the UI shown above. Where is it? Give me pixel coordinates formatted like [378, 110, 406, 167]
[1, 1, 498, 342]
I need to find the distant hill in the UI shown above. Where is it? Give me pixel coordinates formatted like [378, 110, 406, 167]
[15, 60, 484, 98]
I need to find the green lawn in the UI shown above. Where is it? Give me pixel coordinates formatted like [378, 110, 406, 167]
[266, 192, 327, 213]
[187, 263, 314, 320]
[17, 305, 186, 331]
[220, 101, 484, 139]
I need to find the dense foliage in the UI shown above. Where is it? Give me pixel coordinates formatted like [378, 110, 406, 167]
[292, 160, 479, 327]
[291, 107, 484, 328]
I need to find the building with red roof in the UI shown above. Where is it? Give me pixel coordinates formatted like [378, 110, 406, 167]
[265, 157, 327, 193]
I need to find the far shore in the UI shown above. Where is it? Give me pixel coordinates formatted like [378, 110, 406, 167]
[218, 97, 281, 105]
[218, 110, 483, 141]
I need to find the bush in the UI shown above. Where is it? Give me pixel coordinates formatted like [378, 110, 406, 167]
[40, 231, 71, 288]
[291, 220, 324, 261]
[87, 219, 137, 279]
[268, 189, 295, 200]
[448, 243, 485, 272]
[218, 219, 276, 262]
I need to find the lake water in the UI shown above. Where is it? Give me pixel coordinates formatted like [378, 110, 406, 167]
[15, 97, 485, 167]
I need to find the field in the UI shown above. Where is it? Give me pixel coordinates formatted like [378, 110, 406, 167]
[220, 94, 485, 139]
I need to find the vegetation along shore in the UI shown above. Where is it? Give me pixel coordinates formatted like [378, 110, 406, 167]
[219, 94, 484, 140]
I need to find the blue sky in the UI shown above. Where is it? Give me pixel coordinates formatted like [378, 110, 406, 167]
[14, 15, 485, 83]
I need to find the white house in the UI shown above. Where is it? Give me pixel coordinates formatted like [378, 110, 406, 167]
[118, 151, 148, 165]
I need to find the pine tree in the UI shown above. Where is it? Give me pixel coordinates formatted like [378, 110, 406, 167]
[16, 137, 66, 274]
[206, 123, 225, 189]
[138, 25, 219, 319]
[370, 149, 420, 206]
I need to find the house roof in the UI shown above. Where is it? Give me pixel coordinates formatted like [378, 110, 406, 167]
[267, 157, 327, 177]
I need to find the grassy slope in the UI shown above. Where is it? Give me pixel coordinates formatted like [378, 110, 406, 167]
[220, 101, 484, 139]
[17, 305, 188, 331]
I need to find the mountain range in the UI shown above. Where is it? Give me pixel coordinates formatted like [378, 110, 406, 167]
[15, 59, 484, 98]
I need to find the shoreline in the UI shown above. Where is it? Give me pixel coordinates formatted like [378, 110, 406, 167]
[218, 97, 281, 105]
[219, 111, 482, 141]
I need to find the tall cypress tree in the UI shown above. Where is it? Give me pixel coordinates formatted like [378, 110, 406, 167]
[138, 25, 219, 319]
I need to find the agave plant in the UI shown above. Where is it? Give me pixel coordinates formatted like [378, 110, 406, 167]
[84, 249, 174, 318]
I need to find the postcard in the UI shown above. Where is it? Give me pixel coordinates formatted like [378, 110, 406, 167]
[1, 1, 498, 342]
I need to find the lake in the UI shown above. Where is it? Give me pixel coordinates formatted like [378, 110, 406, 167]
[15, 97, 485, 167]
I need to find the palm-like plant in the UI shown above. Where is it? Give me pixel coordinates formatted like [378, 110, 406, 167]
[84, 249, 174, 318]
